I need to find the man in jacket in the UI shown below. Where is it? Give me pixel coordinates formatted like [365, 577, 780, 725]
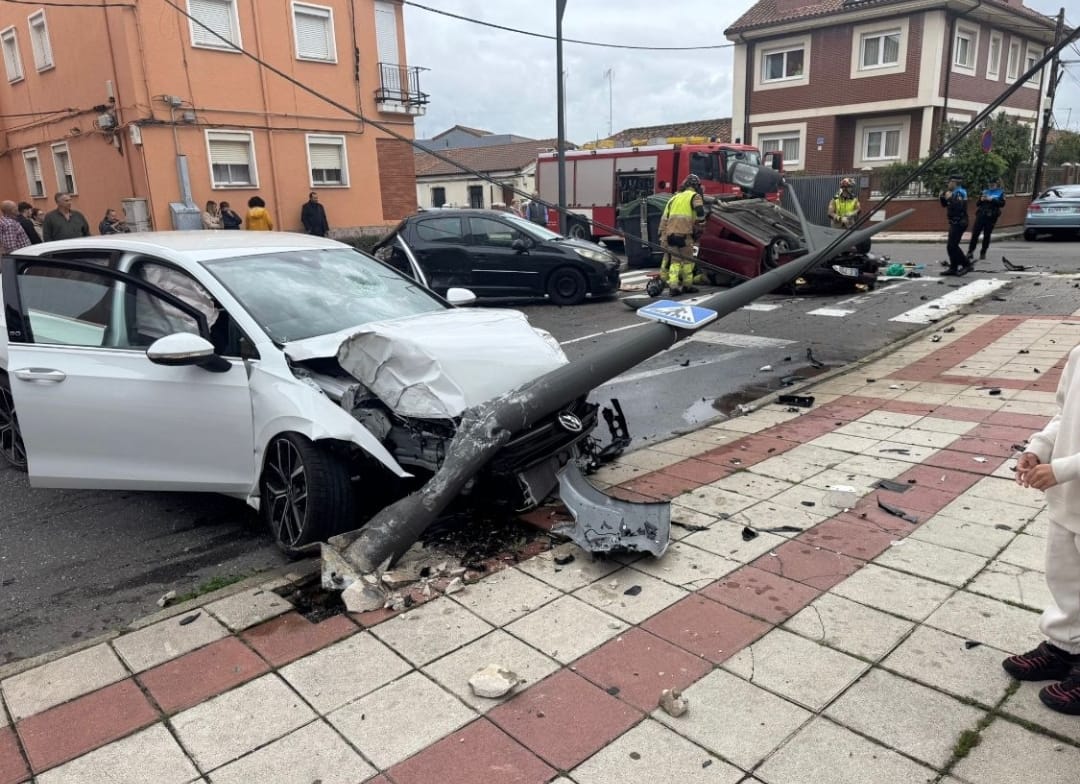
[968, 176, 1006, 263]
[525, 193, 548, 226]
[301, 192, 330, 236]
[658, 174, 706, 295]
[828, 178, 860, 229]
[939, 174, 970, 276]
[16, 202, 41, 244]
[42, 193, 90, 242]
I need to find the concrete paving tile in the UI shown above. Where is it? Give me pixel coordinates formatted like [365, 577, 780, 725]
[798, 516, 895, 562]
[204, 587, 292, 633]
[832, 454, 912, 479]
[881, 626, 1013, 707]
[571, 719, 742, 784]
[35, 724, 198, 784]
[722, 628, 868, 711]
[651, 435, 720, 456]
[860, 411, 923, 427]
[802, 468, 882, 494]
[171, 674, 315, 772]
[749, 456, 830, 483]
[1000, 681, 1080, 745]
[808, 432, 880, 454]
[911, 416, 979, 434]
[767, 484, 854, 516]
[709, 416, 773, 434]
[618, 448, 685, 472]
[702, 566, 821, 624]
[0, 726, 28, 784]
[424, 629, 559, 713]
[966, 476, 1046, 509]
[925, 589, 1044, 655]
[369, 597, 492, 667]
[622, 541, 739, 590]
[673, 485, 759, 518]
[835, 420, 903, 441]
[709, 471, 795, 500]
[831, 563, 955, 621]
[873, 538, 989, 586]
[450, 568, 561, 628]
[952, 717, 1080, 784]
[996, 532, 1046, 572]
[936, 494, 1038, 531]
[1, 643, 128, 721]
[1026, 509, 1050, 538]
[113, 611, 229, 673]
[516, 544, 621, 592]
[138, 637, 269, 715]
[505, 595, 627, 664]
[590, 461, 647, 486]
[783, 592, 914, 661]
[752, 539, 862, 591]
[732, 500, 829, 533]
[574, 567, 687, 624]
[966, 561, 1052, 611]
[889, 428, 962, 449]
[825, 668, 984, 768]
[683, 519, 787, 564]
[862, 440, 940, 463]
[327, 672, 475, 770]
[661, 458, 734, 486]
[652, 668, 811, 770]
[279, 630, 411, 714]
[206, 720, 374, 784]
[909, 513, 1016, 558]
[668, 505, 723, 540]
[241, 613, 358, 668]
[641, 595, 769, 663]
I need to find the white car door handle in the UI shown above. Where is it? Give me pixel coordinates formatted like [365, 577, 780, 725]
[13, 368, 67, 383]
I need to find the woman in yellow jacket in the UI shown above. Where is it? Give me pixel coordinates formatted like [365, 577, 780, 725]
[244, 196, 274, 231]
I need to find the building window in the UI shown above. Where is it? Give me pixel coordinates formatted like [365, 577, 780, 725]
[762, 46, 804, 82]
[2, 27, 23, 82]
[431, 187, 446, 208]
[51, 143, 75, 194]
[860, 29, 900, 69]
[187, 0, 241, 51]
[306, 134, 347, 186]
[759, 133, 801, 167]
[987, 31, 1002, 80]
[468, 185, 483, 209]
[1006, 40, 1020, 80]
[953, 27, 977, 71]
[1024, 44, 1041, 87]
[27, 11, 52, 71]
[292, 2, 336, 62]
[22, 149, 43, 198]
[206, 130, 256, 187]
[863, 126, 902, 161]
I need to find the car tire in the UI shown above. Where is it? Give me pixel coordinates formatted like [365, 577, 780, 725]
[1023, 228, 1037, 241]
[0, 372, 27, 471]
[260, 433, 354, 556]
[547, 267, 588, 306]
[567, 220, 590, 241]
[763, 234, 798, 270]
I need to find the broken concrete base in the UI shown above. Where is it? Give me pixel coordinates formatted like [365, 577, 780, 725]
[659, 688, 689, 717]
[468, 664, 521, 699]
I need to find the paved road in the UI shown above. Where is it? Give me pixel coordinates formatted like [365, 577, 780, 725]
[2, 236, 1077, 664]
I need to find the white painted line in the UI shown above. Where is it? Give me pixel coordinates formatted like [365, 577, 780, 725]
[889, 278, 1010, 325]
[741, 303, 781, 312]
[807, 308, 855, 318]
[559, 321, 649, 345]
[601, 355, 739, 386]
[690, 331, 795, 349]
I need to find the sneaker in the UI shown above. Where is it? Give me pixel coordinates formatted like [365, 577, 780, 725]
[668, 286, 682, 296]
[1040, 667, 1080, 715]
[1003, 642, 1080, 681]
[941, 269, 959, 276]
[682, 285, 699, 294]
[966, 251, 975, 262]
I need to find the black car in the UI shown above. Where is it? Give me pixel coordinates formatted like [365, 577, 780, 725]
[374, 209, 622, 305]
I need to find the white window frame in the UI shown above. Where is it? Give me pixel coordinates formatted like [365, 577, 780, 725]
[51, 142, 76, 195]
[754, 34, 810, 91]
[986, 30, 1002, 80]
[22, 148, 44, 198]
[854, 116, 910, 169]
[305, 133, 348, 187]
[1023, 43, 1042, 89]
[1006, 40, 1021, 81]
[187, 0, 242, 52]
[751, 122, 806, 171]
[952, 25, 978, 75]
[205, 129, 258, 188]
[291, 1, 336, 63]
[27, 10, 52, 72]
[850, 18, 908, 79]
[1, 26, 23, 83]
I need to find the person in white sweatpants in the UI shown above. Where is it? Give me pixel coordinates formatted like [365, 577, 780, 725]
[1004, 343, 1080, 714]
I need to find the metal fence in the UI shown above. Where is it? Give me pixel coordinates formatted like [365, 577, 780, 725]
[780, 174, 858, 226]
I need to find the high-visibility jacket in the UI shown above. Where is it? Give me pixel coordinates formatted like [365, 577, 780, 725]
[659, 189, 704, 243]
[664, 189, 698, 219]
[831, 194, 859, 219]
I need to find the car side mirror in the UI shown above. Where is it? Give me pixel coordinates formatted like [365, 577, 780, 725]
[511, 238, 531, 253]
[446, 287, 477, 307]
[147, 333, 230, 373]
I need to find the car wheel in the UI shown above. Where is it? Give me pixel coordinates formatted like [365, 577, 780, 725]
[0, 373, 27, 471]
[763, 234, 797, 270]
[547, 267, 588, 306]
[1023, 228, 1037, 241]
[567, 220, 589, 241]
[260, 433, 354, 555]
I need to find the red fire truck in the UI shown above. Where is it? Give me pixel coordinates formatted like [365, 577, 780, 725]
[536, 141, 782, 241]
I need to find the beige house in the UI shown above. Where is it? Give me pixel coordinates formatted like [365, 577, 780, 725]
[414, 138, 562, 210]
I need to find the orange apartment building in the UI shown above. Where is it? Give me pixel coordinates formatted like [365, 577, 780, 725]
[0, 0, 426, 234]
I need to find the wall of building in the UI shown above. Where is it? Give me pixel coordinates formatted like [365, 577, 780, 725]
[869, 192, 1031, 230]
[416, 171, 535, 210]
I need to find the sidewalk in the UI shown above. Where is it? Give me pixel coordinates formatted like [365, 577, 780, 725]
[2, 311, 1080, 784]
[873, 227, 1025, 243]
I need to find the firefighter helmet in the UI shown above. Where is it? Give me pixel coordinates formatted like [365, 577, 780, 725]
[682, 174, 702, 191]
[840, 177, 854, 188]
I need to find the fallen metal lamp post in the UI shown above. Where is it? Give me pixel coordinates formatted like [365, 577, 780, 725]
[325, 203, 915, 584]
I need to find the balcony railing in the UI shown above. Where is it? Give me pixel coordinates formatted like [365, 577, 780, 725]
[376, 63, 430, 115]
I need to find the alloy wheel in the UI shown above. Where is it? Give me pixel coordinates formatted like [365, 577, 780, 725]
[264, 437, 310, 548]
[0, 384, 27, 469]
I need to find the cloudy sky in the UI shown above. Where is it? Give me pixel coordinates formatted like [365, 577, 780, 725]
[403, 0, 1080, 144]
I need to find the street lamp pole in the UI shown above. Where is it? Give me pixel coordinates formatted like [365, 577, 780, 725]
[556, 0, 567, 234]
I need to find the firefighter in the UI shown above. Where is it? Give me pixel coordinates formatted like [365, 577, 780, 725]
[658, 174, 706, 295]
[827, 178, 860, 229]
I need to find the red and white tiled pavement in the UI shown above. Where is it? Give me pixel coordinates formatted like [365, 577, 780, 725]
[3, 313, 1080, 784]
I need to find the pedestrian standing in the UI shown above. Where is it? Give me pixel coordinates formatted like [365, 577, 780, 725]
[525, 193, 548, 226]
[219, 201, 242, 230]
[300, 191, 329, 236]
[98, 208, 131, 235]
[939, 174, 969, 276]
[0, 201, 31, 253]
[1005, 343, 1080, 714]
[41, 193, 90, 242]
[244, 196, 274, 231]
[16, 202, 41, 244]
[30, 208, 45, 238]
[202, 200, 222, 230]
[658, 174, 706, 296]
[968, 176, 1006, 264]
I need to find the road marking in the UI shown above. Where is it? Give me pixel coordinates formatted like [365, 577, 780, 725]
[690, 331, 795, 349]
[889, 278, 1009, 324]
[560, 321, 649, 345]
[601, 355, 739, 386]
[807, 307, 855, 318]
[741, 303, 781, 312]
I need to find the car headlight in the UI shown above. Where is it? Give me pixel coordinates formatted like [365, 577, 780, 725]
[575, 247, 615, 264]
[831, 264, 861, 277]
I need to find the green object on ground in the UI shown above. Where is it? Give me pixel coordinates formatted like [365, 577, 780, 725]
[885, 263, 906, 276]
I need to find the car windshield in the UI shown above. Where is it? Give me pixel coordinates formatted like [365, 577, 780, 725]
[501, 213, 564, 241]
[203, 248, 445, 343]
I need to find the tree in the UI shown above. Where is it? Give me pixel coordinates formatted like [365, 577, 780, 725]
[1047, 130, 1080, 165]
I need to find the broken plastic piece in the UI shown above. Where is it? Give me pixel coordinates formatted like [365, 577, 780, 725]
[777, 394, 815, 408]
[759, 364, 773, 372]
[875, 479, 911, 493]
[759, 525, 803, 534]
[965, 640, 982, 650]
[741, 526, 759, 541]
[876, 497, 918, 524]
[806, 347, 825, 369]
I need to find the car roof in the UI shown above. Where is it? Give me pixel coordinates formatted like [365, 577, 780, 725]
[1040, 185, 1080, 198]
[11, 231, 350, 263]
[410, 209, 521, 220]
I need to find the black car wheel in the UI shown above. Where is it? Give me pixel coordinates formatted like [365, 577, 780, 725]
[260, 433, 354, 555]
[567, 220, 590, 241]
[547, 267, 588, 306]
[0, 373, 27, 471]
[1024, 228, 1037, 241]
[763, 234, 798, 270]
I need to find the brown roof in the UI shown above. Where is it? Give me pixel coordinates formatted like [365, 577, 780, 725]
[414, 138, 566, 178]
[430, 124, 493, 140]
[605, 118, 732, 145]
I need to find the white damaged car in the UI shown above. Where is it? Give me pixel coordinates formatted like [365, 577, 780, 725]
[0, 233, 602, 552]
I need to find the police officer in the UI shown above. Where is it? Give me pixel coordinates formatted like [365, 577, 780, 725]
[940, 174, 970, 276]
[658, 174, 706, 295]
[968, 176, 1006, 263]
[828, 178, 860, 229]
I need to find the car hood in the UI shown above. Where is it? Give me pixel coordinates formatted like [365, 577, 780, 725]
[284, 309, 568, 420]
[552, 237, 614, 257]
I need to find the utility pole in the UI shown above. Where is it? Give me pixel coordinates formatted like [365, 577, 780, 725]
[556, 0, 568, 234]
[604, 68, 614, 137]
[1033, 7, 1065, 199]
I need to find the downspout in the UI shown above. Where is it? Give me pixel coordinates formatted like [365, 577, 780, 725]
[102, 0, 138, 197]
[249, 0, 285, 229]
[742, 35, 753, 144]
[129, 3, 159, 226]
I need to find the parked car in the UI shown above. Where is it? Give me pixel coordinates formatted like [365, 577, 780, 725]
[0, 233, 602, 553]
[374, 209, 622, 305]
[1025, 185, 1080, 240]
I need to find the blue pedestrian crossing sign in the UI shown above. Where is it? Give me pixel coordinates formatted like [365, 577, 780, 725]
[636, 299, 718, 330]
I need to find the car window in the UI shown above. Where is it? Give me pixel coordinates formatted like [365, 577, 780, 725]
[415, 217, 465, 244]
[40, 250, 116, 268]
[468, 217, 522, 248]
